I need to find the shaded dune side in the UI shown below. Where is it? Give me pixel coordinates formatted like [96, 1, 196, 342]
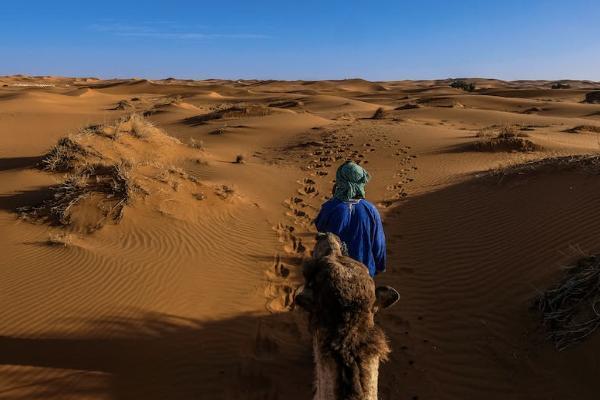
[0, 312, 313, 400]
[377, 170, 600, 400]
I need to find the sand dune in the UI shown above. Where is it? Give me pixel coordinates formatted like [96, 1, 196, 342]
[2, 76, 600, 399]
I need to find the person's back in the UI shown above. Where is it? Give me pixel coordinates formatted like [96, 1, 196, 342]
[314, 161, 386, 277]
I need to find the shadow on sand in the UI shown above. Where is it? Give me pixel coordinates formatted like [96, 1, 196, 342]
[0, 312, 313, 400]
[0, 156, 43, 172]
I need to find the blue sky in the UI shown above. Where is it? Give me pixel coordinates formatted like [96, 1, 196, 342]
[1, 0, 599, 80]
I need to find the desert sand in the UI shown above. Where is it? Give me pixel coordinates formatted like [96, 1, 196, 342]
[2, 75, 600, 399]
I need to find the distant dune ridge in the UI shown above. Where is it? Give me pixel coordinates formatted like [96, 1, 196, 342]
[2, 75, 600, 399]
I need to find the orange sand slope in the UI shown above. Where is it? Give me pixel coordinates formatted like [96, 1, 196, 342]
[2, 76, 600, 399]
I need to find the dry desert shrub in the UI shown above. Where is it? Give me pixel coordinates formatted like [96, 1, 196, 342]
[128, 113, 158, 138]
[46, 231, 73, 247]
[192, 192, 206, 201]
[496, 124, 529, 138]
[184, 104, 271, 125]
[235, 154, 245, 164]
[112, 100, 132, 110]
[584, 91, 600, 104]
[215, 185, 235, 199]
[371, 107, 386, 120]
[475, 124, 529, 139]
[188, 137, 204, 149]
[269, 99, 304, 108]
[522, 106, 544, 114]
[535, 255, 600, 350]
[19, 163, 134, 228]
[450, 79, 476, 92]
[210, 127, 226, 135]
[565, 125, 600, 134]
[394, 103, 421, 110]
[41, 136, 93, 172]
[551, 82, 571, 89]
[475, 126, 496, 138]
[472, 124, 538, 152]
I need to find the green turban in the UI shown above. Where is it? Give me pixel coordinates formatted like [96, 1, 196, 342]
[334, 161, 371, 201]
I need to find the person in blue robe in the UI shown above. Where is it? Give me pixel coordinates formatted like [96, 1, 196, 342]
[314, 161, 386, 277]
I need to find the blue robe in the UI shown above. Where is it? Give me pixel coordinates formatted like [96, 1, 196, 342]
[314, 198, 386, 276]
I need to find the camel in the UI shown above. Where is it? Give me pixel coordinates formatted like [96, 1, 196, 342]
[295, 232, 400, 400]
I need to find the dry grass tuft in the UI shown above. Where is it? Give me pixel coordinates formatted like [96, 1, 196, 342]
[551, 82, 571, 89]
[21, 114, 198, 231]
[210, 127, 226, 135]
[522, 106, 544, 114]
[269, 99, 304, 108]
[534, 255, 600, 350]
[46, 232, 73, 247]
[128, 113, 158, 138]
[450, 80, 476, 92]
[475, 126, 496, 138]
[184, 104, 271, 125]
[41, 137, 93, 172]
[489, 155, 600, 181]
[112, 100, 132, 110]
[472, 124, 536, 152]
[565, 125, 600, 134]
[395, 103, 421, 110]
[371, 107, 386, 120]
[215, 185, 235, 200]
[584, 91, 600, 104]
[188, 137, 204, 149]
[19, 163, 134, 228]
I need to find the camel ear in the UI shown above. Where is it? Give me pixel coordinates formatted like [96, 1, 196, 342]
[375, 286, 400, 309]
[294, 286, 314, 311]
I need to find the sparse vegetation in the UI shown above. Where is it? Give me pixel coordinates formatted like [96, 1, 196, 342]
[551, 82, 571, 89]
[522, 106, 544, 114]
[475, 124, 530, 139]
[450, 80, 476, 92]
[584, 91, 600, 104]
[20, 114, 193, 231]
[490, 154, 600, 178]
[565, 125, 600, 134]
[215, 185, 235, 199]
[183, 104, 271, 125]
[371, 107, 386, 119]
[112, 100, 132, 110]
[20, 163, 134, 229]
[192, 192, 206, 201]
[46, 231, 73, 247]
[475, 126, 496, 138]
[210, 127, 226, 135]
[269, 99, 304, 108]
[472, 124, 538, 152]
[394, 103, 420, 110]
[41, 136, 94, 172]
[127, 113, 158, 138]
[535, 255, 600, 350]
[188, 138, 204, 149]
[235, 154, 245, 164]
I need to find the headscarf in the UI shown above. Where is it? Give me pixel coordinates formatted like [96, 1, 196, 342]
[334, 161, 371, 202]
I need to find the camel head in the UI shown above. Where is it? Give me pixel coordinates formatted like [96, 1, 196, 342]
[297, 232, 399, 313]
[295, 232, 399, 400]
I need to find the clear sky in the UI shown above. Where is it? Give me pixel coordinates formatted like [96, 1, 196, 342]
[1, 0, 599, 81]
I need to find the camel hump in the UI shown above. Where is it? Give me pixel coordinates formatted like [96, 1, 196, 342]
[315, 255, 376, 310]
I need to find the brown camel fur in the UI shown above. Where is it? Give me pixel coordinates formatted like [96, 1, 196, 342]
[295, 232, 399, 400]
